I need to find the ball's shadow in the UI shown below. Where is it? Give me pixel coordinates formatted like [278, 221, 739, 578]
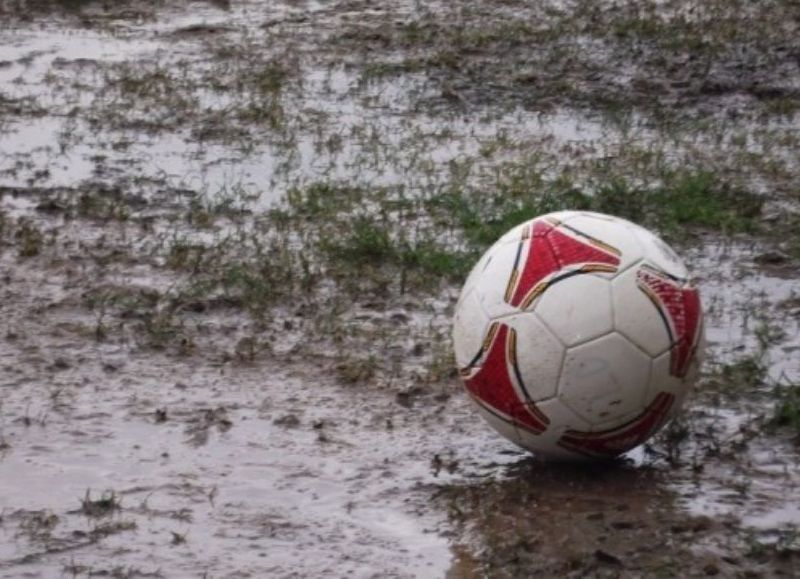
[439, 453, 681, 574]
[502, 452, 656, 489]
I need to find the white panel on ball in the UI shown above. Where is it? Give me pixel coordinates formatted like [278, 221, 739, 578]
[558, 333, 651, 427]
[506, 312, 565, 401]
[452, 288, 490, 369]
[535, 275, 614, 347]
[471, 401, 523, 447]
[612, 266, 672, 357]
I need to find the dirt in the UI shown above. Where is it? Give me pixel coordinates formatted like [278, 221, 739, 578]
[1, 1, 799, 577]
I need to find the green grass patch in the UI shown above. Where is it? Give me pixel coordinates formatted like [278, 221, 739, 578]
[701, 353, 769, 400]
[76, 190, 130, 221]
[771, 383, 800, 437]
[282, 182, 369, 221]
[360, 60, 426, 83]
[427, 168, 761, 251]
[720, 355, 767, 389]
[592, 171, 763, 236]
[283, 169, 761, 298]
[161, 167, 763, 319]
[320, 215, 471, 293]
[15, 218, 44, 258]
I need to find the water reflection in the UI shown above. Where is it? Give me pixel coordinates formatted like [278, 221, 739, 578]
[439, 456, 694, 577]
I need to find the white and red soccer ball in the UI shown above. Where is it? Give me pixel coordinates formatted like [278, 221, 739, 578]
[453, 211, 704, 460]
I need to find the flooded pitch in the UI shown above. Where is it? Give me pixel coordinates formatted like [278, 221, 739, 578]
[1, 1, 799, 577]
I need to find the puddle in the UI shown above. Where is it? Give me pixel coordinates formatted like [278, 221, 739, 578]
[0, 353, 463, 576]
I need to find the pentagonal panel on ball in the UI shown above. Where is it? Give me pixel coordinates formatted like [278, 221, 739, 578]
[612, 265, 672, 357]
[475, 240, 526, 319]
[505, 312, 565, 401]
[535, 274, 614, 347]
[555, 212, 645, 276]
[559, 333, 651, 427]
[452, 288, 491, 369]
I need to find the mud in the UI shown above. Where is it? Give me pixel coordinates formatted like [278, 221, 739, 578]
[1, 1, 799, 577]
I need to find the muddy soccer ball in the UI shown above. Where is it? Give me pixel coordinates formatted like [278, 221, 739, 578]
[452, 211, 704, 460]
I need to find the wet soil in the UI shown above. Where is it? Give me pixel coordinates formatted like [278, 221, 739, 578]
[1, 1, 800, 577]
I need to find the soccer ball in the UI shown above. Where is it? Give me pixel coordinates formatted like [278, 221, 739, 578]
[452, 211, 704, 460]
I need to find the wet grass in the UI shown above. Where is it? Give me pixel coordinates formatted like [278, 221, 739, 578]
[138, 311, 192, 354]
[771, 382, 800, 439]
[79, 490, 121, 517]
[787, 218, 800, 260]
[84, 47, 297, 139]
[14, 218, 44, 257]
[320, 216, 470, 290]
[336, 355, 377, 385]
[98, 161, 767, 341]
[162, 181, 469, 314]
[75, 189, 131, 222]
[0, 0, 166, 24]
[18, 510, 59, 540]
[592, 171, 763, 236]
[337, 0, 800, 116]
[429, 168, 763, 249]
[7, 0, 140, 10]
[718, 356, 768, 390]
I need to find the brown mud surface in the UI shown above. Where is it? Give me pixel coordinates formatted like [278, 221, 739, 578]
[1, 1, 800, 577]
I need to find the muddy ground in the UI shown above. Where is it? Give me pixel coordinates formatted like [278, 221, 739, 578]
[0, 1, 799, 577]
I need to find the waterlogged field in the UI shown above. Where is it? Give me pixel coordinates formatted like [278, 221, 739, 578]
[0, 0, 799, 577]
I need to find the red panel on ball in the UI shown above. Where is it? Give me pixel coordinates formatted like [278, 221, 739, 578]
[557, 392, 675, 457]
[637, 266, 702, 378]
[505, 219, 620, 309]
[463, 323, 549, 435]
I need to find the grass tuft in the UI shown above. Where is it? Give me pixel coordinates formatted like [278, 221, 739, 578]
[771, 383, 800, 438]
[80, 489, 121, 517]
